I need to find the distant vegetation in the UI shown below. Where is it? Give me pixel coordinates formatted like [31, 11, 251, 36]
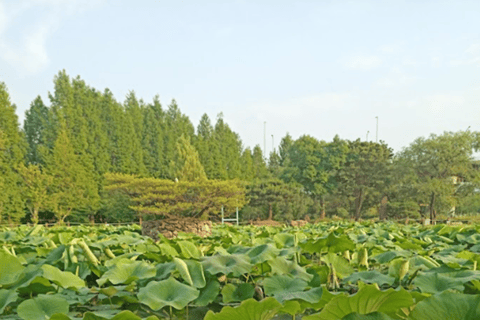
[1, 71, 480, 224]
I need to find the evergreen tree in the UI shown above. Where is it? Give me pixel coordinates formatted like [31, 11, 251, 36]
[176, 135, 207, 181]
[18, 164, 52, 224]
[45, 123, 99, 223]
[195, 113, 220, 179]
[24, 96, 49, 165]
[252, 145, 269, 179]
[213, 114, 243, 179]
[240, 147, 255, 181]
[163, 100, 195, 179]
[142, 96, 165, 178]
[0, 82, 27, 223]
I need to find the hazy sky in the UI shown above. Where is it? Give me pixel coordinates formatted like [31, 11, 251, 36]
[1, 0, 479, 155]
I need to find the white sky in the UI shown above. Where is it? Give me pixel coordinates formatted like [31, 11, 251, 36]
[1, 0, 480, 155]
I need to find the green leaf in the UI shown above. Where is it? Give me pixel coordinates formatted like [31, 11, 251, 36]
[303, 284, 414, 320]
[155, 262, 175, 280]
[202, 254, 253, 276]
[98, 259, 156, 286]
[321, 252, 354, 279]
[279, 300, 302, 316]
[409, 292, 480, 320]
[41, 264, 85, 289]
[173, 258, 206, 288]
[178, 241, 201, 259]
[413, 272, 464, 294]
[342, 312, 394, 320]
[0, 251, 25, 285]
[204, 297, 282, 320]
[268, 256, 313, 282]
[222, 283, 255, 303]
[0, 289, 18, 314]
[137, 277, 199, 310]
[302, 233, 355, 254]
[344, 271, 395, 286]
[17, 295, 69, 320]
[194, 279, 221, 306]
[263, 274, 322, 303]
[247, 244, 279, 264]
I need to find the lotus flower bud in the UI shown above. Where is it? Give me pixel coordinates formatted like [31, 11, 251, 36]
[399, 259, 409, 280]
[358, 248, 369, 269]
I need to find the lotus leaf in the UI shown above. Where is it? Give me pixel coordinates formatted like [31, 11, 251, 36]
[17, 295, 69, 320]
[137, 277, 199, 310]
[204, 297, 282, 320]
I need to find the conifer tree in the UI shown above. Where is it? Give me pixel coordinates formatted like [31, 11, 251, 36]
[252, 145, 270, 179]
[163, 100, 195, 179]
[24, 96, 49, 165]
[45, 122, 99, 223]
[176, 135, 207, 181]
[0, 82, 27, 223]
[142, 96, 165, 178]
[240, 147, 255, 181]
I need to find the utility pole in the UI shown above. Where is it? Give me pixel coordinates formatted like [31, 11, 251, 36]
[264, 121, 266, 159]
[375, 116, 379, 143]
[271, 135, 274, 153]
[366, 131, 369, 141]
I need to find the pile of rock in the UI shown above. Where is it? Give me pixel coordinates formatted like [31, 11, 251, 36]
[142, 217, 213, 240]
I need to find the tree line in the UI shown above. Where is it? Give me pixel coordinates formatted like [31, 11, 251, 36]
[1, 71, 480, 224]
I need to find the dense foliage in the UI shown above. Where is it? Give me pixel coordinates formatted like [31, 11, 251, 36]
[2, 222, 480, 319]
[1, 72, 480, 224]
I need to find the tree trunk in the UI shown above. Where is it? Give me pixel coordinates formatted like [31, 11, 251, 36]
[268, 204, 273, 220]
[354, 189, 365, 221]
[379, 196, 388, 220]
[429, 192, 436, 225]
[32, 208, 39, 225]
[320, 196, 326, 219]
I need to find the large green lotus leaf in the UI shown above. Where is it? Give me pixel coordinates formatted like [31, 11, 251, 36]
[273, 233, 295, 248]
[194, 279, 221, 306]
[98, 259, 156, 286]
[321, 252, 354, 279]
[222, 283, 255, 303]
[409, 292, 480, 320]
[202, 254, 252, 276]
[301, 233, 355, 254]
[137, 277, 199, 310]
[177, 241, 201, 259]
[0, 251, 25, 285]
[280, 300, 302, 316]
[8, 264, 43, 290]
[204, 297, 282, 320]
[82, 310, 144, 320]
[158, 243, 179, 257]
[41, 265, 85, 289]
[263, 275, 307, 297]
[173, 258, 206, 288]
[439, 270, 480, 283]
[413, 272, 464, 294]
[303, 284, 414, 320]
[155, 262, 175, 280]
[344, 271, 395, 286]
[0, 289, 18, 313]
[268, 257, 313, 282]
[263, 274, 322, 303]
[409, 256, 440, 270]
[372, 251, 406, 264]
[247, 244, 279, 264]
[17, 295, 69, 320]
[342, 312, 394, 320]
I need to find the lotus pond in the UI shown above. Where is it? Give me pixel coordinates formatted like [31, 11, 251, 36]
[1, 222, 480, 320]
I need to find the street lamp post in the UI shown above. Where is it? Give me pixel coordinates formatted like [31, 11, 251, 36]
[375, 116, 378, 143]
